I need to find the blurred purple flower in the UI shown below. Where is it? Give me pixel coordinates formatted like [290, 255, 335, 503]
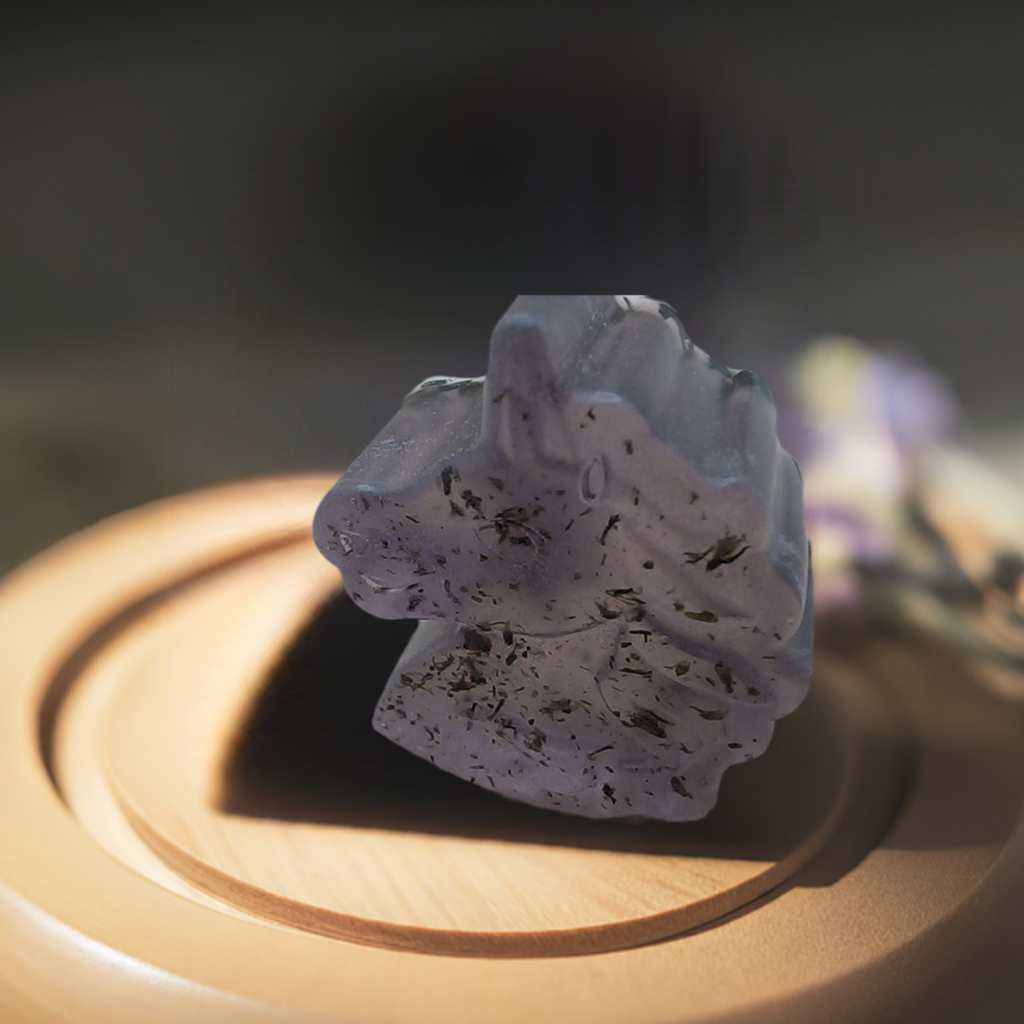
[869, 349, 958, 456]
[782, 337, 958, 609]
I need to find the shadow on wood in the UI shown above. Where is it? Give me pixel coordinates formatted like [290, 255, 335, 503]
[221, 592, 881, 865]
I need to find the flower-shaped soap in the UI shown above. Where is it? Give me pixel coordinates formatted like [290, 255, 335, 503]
[314, 295, 813, 821]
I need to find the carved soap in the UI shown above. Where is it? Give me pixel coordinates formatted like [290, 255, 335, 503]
[314, 295, 813, 821]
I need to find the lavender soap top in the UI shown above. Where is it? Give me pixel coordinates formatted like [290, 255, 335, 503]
[314, 295, 813, 821]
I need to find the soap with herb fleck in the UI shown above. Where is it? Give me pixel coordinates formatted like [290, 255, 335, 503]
[314, 295, 812, 821]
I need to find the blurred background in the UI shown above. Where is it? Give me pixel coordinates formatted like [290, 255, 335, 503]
[1, 1, 1022, 576]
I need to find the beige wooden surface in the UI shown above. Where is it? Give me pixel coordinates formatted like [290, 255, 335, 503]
[1, 476, 1023, 1022]
[93, 542, 855, 956]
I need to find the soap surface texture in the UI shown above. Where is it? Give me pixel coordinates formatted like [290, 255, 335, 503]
[314, 295, 813, 821]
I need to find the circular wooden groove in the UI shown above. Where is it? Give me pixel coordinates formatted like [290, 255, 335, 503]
[45, 482, 873, 957]
[2, 475, 1024, 1023]
[87, 541, 860, 957]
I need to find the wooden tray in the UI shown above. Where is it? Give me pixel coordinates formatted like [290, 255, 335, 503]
[2, 476, 1023, 1022]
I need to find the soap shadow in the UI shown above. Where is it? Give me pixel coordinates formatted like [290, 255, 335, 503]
[220, 590, 856, 862]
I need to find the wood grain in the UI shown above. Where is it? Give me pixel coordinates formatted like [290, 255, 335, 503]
[92, 540, 857, 956]
[1, 475, 1022, 1022]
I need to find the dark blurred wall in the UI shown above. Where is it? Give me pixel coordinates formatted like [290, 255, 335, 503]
[1, 3, 1022, 572]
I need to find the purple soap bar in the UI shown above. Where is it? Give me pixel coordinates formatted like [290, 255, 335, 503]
[314, 295, 812, 821]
